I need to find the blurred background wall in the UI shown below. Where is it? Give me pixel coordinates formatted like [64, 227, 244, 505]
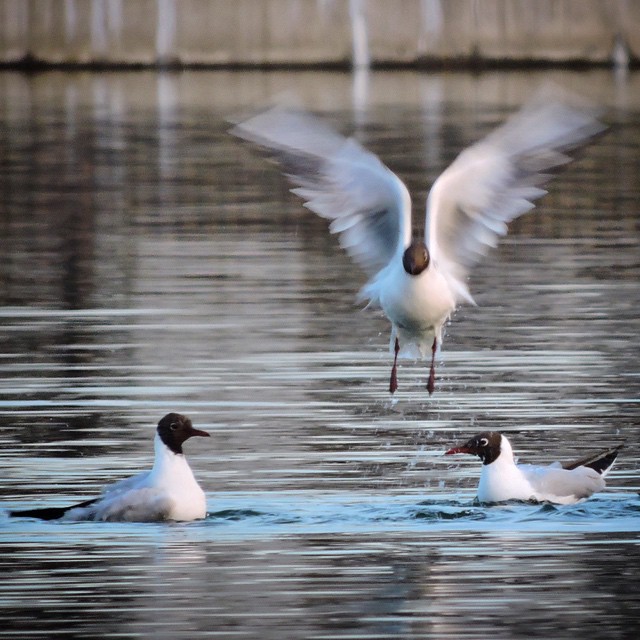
[1, 0, 638, 68]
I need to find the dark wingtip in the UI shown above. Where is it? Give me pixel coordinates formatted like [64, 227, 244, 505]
[563, 443, 624, 474]
[9, 506, 72, 521]
[586, 444, 624, 475]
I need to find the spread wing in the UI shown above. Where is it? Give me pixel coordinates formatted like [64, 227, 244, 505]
[425, 87, 605, 304]
[231, 106, 412, 278]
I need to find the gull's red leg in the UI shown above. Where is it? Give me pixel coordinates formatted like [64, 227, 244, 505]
[389, 337, 400, 394]
[427, 337, 437, 395]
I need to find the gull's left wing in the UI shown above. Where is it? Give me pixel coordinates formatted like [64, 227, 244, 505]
[231, 106, 412, 279]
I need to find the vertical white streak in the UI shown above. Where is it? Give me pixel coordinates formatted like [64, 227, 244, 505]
[420, 77, 444, 179]
[421, 0, 444, 33]
[612, 35, 629, 70]
[349, 0, 370, 69]
[419, 0, 444, 54]
[156, 0, 177, 63]
[5, 0, 30, 59]
[158, 73, 178, 134]
[107, 0, 123, 46]
[612, 35, 630, 105]
[351, 65, 370, 116]
[64, 0, 77, 45]
[91, 0, 108, 58]
[157, 74, 178, 210]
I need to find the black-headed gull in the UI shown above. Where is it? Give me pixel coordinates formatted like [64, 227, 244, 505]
[231, 90, 604, 394]
[10, 413, 210, 522]
[445, 431, 622, 504]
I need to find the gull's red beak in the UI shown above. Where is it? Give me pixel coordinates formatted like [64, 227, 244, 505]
[445, 445, 471, 455]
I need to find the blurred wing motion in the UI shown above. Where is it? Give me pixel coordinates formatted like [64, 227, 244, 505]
[426, 87, 606, 304]
[231, 106, 412, 278]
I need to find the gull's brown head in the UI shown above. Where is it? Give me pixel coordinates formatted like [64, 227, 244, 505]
[445, 431, 503, 466]
[157, 413, 210, 455]
[402, 241, 430, 276]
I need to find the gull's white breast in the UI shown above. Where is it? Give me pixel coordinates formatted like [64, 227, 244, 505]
[377, 261, 456, 356]
[477, 456, 537, 503]
[145, 444, 207, 521]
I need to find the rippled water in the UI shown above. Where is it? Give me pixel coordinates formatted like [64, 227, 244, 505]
[0, 69, 639, 639]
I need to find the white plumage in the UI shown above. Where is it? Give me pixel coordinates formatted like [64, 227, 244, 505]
[11, 413, 209, 523]
[64, 433, 207, 522]
[446, 431, 621, 505]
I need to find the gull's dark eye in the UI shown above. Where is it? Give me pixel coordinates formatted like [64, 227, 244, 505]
[479, 437, 489, 447]
[170, 422, 180, 431]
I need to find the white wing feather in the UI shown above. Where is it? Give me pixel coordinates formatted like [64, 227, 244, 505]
[426, 88, 605, 304]
[231, 106, 412, 279]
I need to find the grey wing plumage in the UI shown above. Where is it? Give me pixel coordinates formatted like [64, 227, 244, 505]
[92, 488, 173, 522]
[8, 471, 152, 521]
[62, 488, 173, 522]
[101, 469, 150, 497]
[231, 106, 412, 278]
[426, 85, 606, 303]
[521, 464, 606, 502]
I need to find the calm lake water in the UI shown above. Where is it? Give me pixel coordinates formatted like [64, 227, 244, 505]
[0, 69, 639, 639]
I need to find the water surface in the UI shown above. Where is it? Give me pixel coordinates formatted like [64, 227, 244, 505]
[0, 69, 639, 639]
